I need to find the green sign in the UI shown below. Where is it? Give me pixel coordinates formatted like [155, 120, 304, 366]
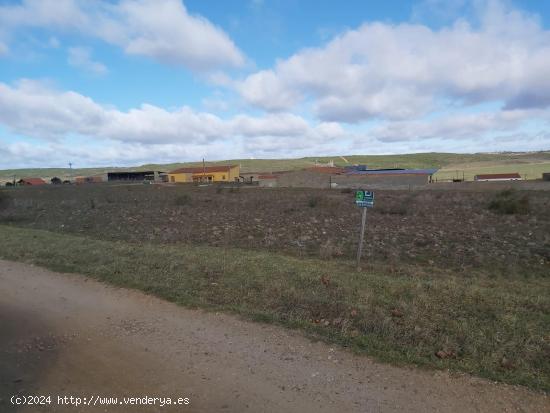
[355, 190, 374, 207]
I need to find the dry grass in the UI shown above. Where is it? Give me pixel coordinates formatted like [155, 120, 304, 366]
[488, 189, 530, 214]
[0, 224, 548, 391]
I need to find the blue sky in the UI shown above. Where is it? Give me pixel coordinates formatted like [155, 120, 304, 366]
[1, 0, 550, 168]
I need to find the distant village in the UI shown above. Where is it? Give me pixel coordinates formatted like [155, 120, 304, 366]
[4, 161, 545, 189]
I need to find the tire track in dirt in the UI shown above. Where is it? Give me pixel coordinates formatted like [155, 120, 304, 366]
[0, 260, 548, 413]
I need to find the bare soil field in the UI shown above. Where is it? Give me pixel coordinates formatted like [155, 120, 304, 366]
[0, 184, 549, 394]
[1, 184, 549, 274]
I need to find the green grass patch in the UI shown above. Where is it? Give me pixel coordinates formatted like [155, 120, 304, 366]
[0, 224, 548, 391]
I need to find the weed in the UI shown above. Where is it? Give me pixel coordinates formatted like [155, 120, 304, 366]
[377, 204, 408, 216]
[175, 194, 192, 206]
[308, 196, 321, 208]
[488, 189, 530, 214]
[0, 191, 10, 210]
[319, 239, 344, 259]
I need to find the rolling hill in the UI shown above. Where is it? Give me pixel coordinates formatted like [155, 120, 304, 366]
[1, 151, 549, 183]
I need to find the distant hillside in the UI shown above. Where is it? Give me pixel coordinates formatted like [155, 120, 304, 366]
[1, 151, 549, 182]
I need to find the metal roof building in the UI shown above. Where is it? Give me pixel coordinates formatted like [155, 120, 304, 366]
[345, 168, 439, 176]
[474, 173, 522, 181]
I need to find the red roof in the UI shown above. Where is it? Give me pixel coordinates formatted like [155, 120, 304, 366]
[475, 173, 521, 180]
[304, 167, 345, 174]
[169, 165, 237, 174]
[20, 178, 46, 185]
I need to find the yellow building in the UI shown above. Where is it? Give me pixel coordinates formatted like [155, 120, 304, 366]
[167, 165, 240, 183]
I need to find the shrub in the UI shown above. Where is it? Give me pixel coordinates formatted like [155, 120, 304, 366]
[308, 196, 321, 208]
[0, 191, 11, 210]
[377, 204, 408, 216]
[175, 194, 191, 206]
[488, 189, 530, 215]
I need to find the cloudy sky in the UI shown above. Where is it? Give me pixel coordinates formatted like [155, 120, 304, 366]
[1, 0, 550, 168]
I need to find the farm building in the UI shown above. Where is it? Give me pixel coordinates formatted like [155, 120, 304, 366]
[474, 173, 522, 181]
[304, 166, 345, 174]
[167, 165, 240, 183]
[240, 172, 258, 183]
[257, 175, 278, 187]
[107, 171, 165, 182]
[276, 167, 438, 188]
[336, 168, 438, 188]
[17, 178, 46, 186]
[240, 171, 290, 183]
[75, 176, 104, 184]
[277, 169, 340, 188]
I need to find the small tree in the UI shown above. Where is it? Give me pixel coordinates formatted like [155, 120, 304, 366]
[51, 177, 62, 185]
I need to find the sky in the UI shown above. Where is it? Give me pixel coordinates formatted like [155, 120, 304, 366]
[1, 0, 550, 168]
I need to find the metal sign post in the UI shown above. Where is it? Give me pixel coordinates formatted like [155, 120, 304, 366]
[355, 190, 374, 269]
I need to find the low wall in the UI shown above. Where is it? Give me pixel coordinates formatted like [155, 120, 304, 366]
[277, 171, 333, 188]
[332, 174, 429, 189]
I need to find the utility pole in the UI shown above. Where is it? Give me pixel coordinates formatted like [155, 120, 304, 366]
[355, 190, 374, 270]
[356, 207, 367, 269]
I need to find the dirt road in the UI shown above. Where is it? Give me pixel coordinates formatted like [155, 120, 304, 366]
[0, 260, 548, 413]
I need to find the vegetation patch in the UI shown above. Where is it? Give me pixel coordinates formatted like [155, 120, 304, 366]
[488, 189, 530, 214]
[307, 195, 321, 208]
[175, 194, 192, 206]
[0, 191, 10, 210]
[0, 225, 548, 392]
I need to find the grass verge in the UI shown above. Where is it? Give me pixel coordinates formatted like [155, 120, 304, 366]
[0, 224, 548, 391]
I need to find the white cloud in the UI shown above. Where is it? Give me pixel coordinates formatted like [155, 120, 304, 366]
[0, 41, 7, 55]
[0, 0, 244, 71]
[1, 79, 548, 165]
[0, 139, 233, 169]
[230, 113, 309, 137]
[0, 80, 346, 150]
[368, 109, 550, 142]
[238, 70, 302, 111]
[97, 0, 245, 70]
[237, 1, 550, 122]
[68, 47, 107, 75]
[0, 80, 107, 139]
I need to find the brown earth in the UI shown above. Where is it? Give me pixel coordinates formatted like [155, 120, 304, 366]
[1, 259, 549, 413]
[1, 184, 549, 275]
